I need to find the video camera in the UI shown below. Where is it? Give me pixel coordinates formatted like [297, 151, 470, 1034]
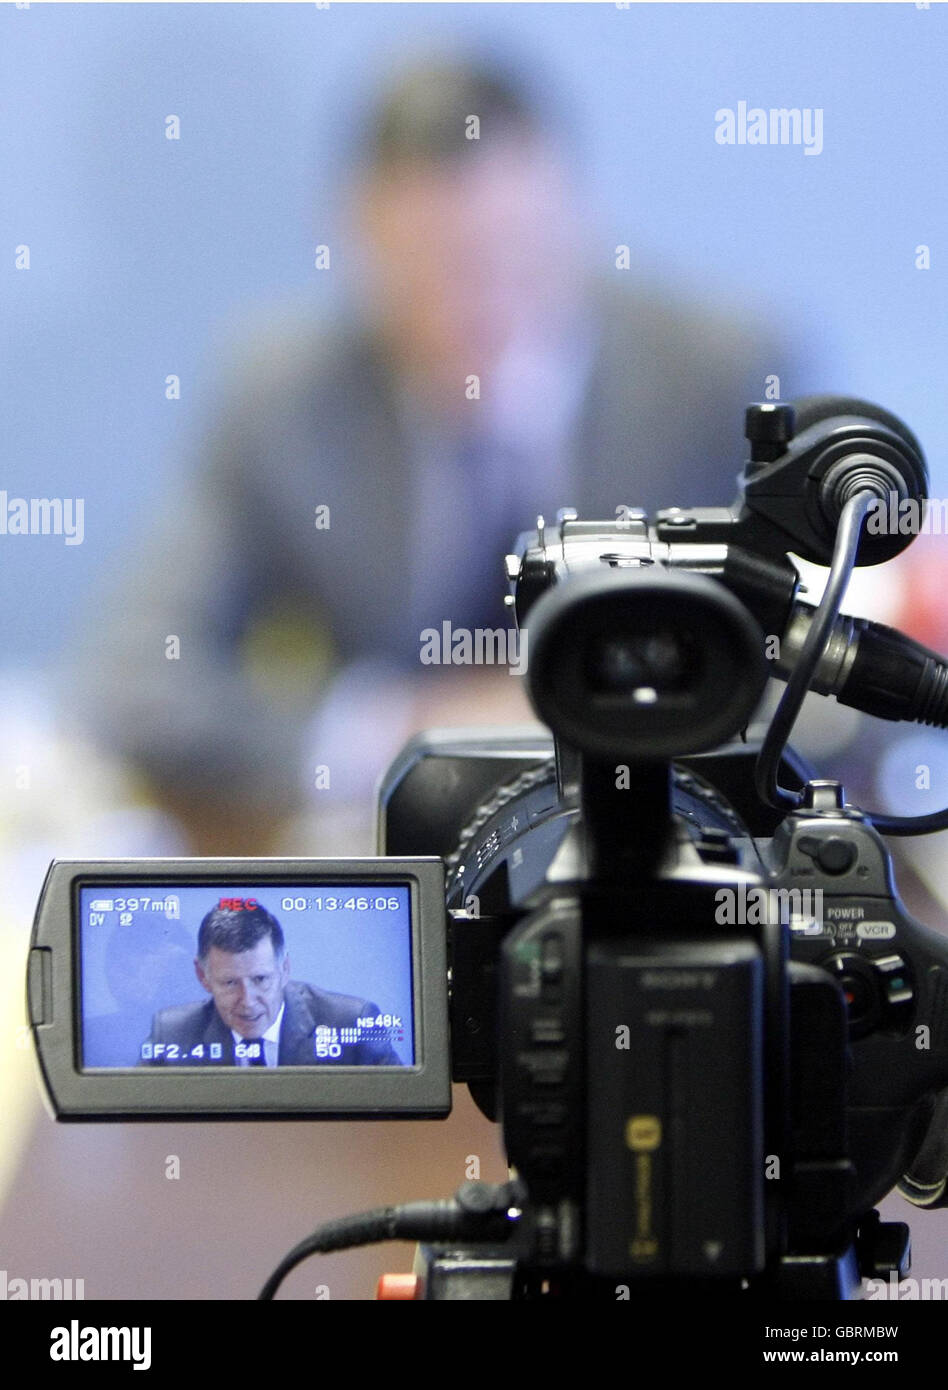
[28, 395, 948, 1298]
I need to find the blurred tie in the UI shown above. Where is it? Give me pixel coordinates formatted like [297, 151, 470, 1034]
[449, 434, 520, 631]
[409, 430, 570, 638]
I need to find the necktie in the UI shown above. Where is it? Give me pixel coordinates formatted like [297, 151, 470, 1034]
[248, 1045, 267, 1066]
[449, 435, 520, 631]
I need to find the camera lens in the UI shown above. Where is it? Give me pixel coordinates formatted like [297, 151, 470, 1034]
[587, 630, 699, 697]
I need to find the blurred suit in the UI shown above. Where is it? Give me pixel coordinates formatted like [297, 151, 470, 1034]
[142, 981, 402, 1067]
[73, 278, 804, 817]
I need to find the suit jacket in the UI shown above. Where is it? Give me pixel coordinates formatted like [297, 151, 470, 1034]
[73, 278, 812, 807]
[142, 979, 403, 1066]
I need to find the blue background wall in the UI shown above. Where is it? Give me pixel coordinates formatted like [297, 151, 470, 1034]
[2, 2, 945, 665]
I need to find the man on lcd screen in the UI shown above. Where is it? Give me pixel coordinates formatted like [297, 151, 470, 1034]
[141, 902, 402, 1066]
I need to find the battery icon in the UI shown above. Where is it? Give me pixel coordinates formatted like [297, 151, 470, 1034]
[89, 899, 114, 912]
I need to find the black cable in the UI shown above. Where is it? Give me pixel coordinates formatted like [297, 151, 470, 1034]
[755, 490, 874, 814]
[755, 490, 948, 835]
[867, 805, 948, 836]
[258, 1182, 520, 1300]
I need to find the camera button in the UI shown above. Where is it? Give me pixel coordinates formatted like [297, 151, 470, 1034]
[815, 837, 858, 875]
[873, 953, 914, 1010]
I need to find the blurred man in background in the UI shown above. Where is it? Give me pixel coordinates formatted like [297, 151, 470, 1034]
[73, 58, 803, 854]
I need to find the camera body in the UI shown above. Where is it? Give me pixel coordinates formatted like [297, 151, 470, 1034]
[28, 397, 948, 1296]
[377, 727, 948, 1292]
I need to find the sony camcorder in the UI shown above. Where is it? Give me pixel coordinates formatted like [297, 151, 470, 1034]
[27, 396, 948, 1298]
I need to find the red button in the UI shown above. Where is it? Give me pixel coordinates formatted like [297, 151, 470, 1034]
[377, 1273, 419, 1300]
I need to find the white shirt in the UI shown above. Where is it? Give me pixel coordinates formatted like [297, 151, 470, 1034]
[232, 1001, 285, 1068]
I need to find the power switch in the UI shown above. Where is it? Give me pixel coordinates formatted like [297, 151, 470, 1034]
[821, 952, 880, 1038]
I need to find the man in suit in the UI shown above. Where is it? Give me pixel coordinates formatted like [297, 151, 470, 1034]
[141, 901, 402, 1066]
[73, 59, 811, 854]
